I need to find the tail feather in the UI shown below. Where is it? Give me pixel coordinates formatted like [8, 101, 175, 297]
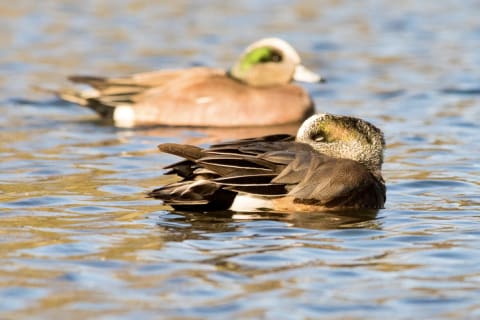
[33, 85, 90, 106]
[34, 74, 152, 122]
[56, 88, 90, 106]
[68, 75, 109, 89]
[158, 143, 206, 162]
[33, 84, 116, 119]
[148, 180, 237, 211]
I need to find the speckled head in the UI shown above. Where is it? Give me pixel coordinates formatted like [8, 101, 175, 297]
[296, 113, 385, 172]
[230, 37, 324, 87]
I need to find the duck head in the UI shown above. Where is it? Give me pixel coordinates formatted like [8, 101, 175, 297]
[296, 114, 385, 173]
[229, 38, 325, 87]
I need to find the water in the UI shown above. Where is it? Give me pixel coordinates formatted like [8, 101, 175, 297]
[1, 0, 480, 318]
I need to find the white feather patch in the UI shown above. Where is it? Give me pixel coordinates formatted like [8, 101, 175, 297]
[230, 194, 273, 212]
[113, 105, 135, 128]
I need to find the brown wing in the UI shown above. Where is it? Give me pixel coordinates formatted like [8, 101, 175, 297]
[210, 144, 385, 209]
[132, 75, 312, 126]
[274, 154, 386, 209]
[149, 135, 385, 210]
[59, 67, 221, 111]
[148, 135, 295, 210]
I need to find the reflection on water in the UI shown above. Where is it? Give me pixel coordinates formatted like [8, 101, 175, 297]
[1, 0, 480, 319]
[158, 209, 381, 241]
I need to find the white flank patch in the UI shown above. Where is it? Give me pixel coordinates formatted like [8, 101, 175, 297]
[230, 194, 273, 212]
[113, 105, 135, 128]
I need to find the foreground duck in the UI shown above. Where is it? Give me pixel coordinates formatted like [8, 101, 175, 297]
[55, 38, 324, 127]
[149, 113, 386, 212]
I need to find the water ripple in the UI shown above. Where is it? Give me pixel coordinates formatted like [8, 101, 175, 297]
[1, 1, 480, 319]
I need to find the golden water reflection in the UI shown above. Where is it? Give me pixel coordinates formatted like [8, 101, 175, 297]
[1, 0, 480, 318]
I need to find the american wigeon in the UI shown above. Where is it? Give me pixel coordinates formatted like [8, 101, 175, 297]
[55, 38, 324, 128]
[148, 113, 386, 212]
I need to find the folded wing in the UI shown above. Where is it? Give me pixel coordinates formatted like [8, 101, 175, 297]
[149, 134, 385, 210]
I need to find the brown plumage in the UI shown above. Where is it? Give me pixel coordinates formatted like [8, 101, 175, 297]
[53, 38, 325, 127]
[149, 114, 386, 212]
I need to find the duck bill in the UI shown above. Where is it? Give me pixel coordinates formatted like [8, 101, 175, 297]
[293, 65, 326, 83]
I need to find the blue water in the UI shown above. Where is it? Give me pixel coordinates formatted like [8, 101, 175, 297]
[1, 1, 480, 319]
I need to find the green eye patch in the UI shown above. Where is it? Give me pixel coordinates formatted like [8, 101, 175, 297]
[239, 47, 283, 71]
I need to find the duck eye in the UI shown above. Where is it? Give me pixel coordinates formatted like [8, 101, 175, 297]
[313, 135, 325, 142]
[258, 50, 283, 63]
[270, 52, 282, 62]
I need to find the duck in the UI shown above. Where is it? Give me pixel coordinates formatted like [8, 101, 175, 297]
[148, 113, 386, 212]
[54, 38, 325, 128]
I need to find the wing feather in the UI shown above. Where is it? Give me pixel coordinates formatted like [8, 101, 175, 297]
[150, 135, 385, 210]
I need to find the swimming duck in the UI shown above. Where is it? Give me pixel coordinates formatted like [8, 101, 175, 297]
[55, 38, 324, 128]
[148, 113, 386, 212]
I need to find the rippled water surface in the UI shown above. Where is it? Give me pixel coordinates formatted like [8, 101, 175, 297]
[1, 1, 480, 319]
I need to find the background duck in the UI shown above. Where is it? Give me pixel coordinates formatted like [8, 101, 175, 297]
[54, 38, 325, 128]
[149, 113, 386, 212]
